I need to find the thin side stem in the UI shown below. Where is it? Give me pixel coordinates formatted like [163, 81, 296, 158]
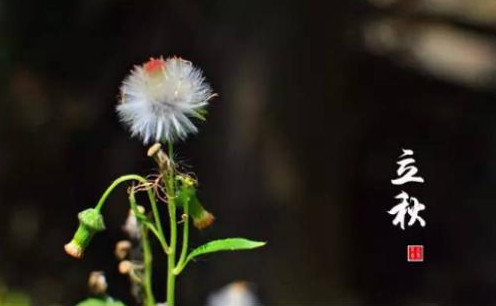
[143, 224, 165, 251]
[141, 226, 155, 306]
[95, 174, 169, 252]
[174, 203, 189, 275]
[95, 174, 149, 212]
[129, 195, 169, 254]
[147, 186, 168, 253]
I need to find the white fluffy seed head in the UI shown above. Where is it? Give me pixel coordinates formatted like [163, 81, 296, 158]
[117, 56, 215, 144]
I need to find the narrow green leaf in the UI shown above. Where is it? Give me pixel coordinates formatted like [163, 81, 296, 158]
[186, 238, 266, 264]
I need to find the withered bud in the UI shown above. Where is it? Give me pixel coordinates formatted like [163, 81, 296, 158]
[88, 271, 107, 295]
[118, 260, 134, 274]
[147, 143, 171, 172]
[122, 206, 145, 239]
[114, 240, 132, 260]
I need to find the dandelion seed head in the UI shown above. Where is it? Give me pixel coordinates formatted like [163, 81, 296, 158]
[117, 56, 215, 144]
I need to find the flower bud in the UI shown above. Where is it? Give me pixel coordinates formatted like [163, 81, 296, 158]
[191, 207, 215, 230]
[64, 208, 106, 259]
[176, 175, 215, 230]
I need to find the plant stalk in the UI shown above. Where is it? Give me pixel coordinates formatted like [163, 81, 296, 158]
[141, 227, 155, 306]
[174, 204, 189, 275]
[166, 142, 177, 306]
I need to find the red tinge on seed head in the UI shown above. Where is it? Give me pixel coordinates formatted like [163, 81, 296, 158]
[144, 58, 165, 73]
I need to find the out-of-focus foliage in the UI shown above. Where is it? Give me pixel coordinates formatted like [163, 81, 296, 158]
[0, 280, 30, 306]
[76, 296, 125, 306]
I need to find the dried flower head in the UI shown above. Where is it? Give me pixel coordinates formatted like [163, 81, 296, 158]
[88, 271, 108, 295]
[114, 240, 132, 260]
[122, 206, 145, 239]
[117, 56, 215, 144]
[118, 260, 134, 274]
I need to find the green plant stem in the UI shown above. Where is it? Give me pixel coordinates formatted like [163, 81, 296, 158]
[147, 194, 168, 254]
[174, 201, 189, 275]
[141, 226, 155, 306]
[94, 174, 169, 252]
[166, 142, 177, 306]
[95, 174, 148, 211]
[147, 186, 166, 252]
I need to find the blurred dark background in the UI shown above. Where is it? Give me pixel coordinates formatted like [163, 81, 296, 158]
[2, 0, 496, 304]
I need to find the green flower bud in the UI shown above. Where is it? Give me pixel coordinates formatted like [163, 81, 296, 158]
[176, 175, 215, 230]
[65, 208, 106, 259]
[190, 202, 215, 230]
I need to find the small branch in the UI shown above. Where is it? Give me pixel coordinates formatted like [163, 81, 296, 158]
[127, 182, 169, 253]
[95, 174, 150, 212]
[141, 226, 155, 306]
[174, 212, 189, 275]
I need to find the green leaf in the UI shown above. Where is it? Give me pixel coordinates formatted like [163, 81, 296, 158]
[186, 238, 266, 264]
